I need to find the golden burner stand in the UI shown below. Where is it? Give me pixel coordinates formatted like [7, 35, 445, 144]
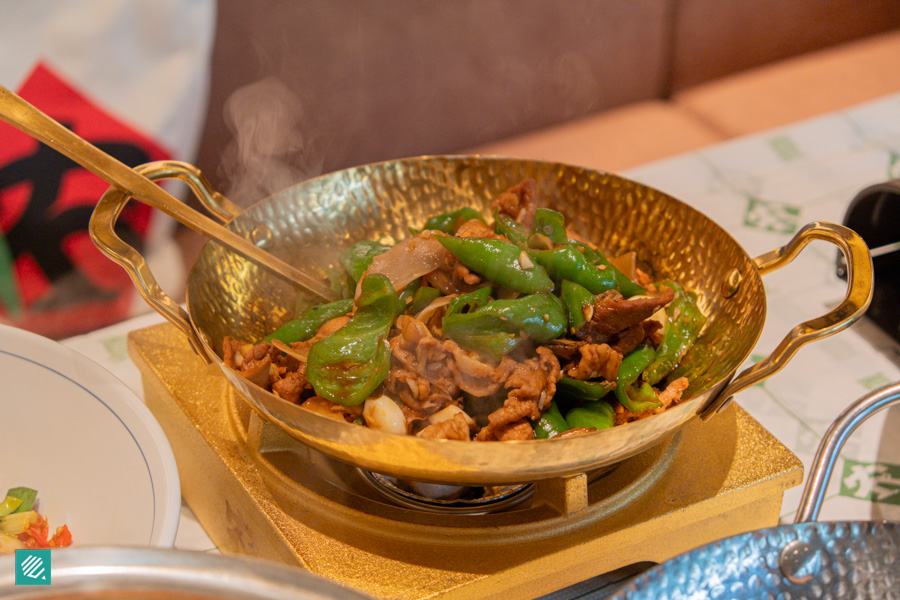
[129, 323, 803, 600]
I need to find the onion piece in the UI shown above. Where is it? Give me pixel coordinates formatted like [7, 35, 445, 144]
[270, 338, 308, 362]
[355, 233, 448, 298]
[414, 294, 455, 323]
[608, 251, 637, 281]
[428, 405, 476, 427]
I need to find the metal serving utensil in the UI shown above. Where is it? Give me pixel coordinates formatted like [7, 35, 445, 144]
[0, 84, 335, 302]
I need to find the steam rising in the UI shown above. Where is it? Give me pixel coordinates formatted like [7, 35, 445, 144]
[219, 77, 322, 207]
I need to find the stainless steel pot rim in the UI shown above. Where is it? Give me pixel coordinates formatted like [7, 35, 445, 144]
[608, 380, 900, 599]
[0, 546, 373, 599]
[610, 520, 900, 598]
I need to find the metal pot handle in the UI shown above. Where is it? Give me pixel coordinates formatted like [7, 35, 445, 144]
[775, 380, 900, 584]
[89, 160, 246, 360]
[701, 222, 873, 419]
[794, 380, 900, 523]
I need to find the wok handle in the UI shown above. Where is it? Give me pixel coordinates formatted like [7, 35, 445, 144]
[794, 380, 900, 523]
[89, 161, 230, 361]
[130, 160, 244, 223]
[700, 222, 873, 420]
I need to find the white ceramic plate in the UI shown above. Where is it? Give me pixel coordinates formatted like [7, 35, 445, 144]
[0, 324, 180, 547]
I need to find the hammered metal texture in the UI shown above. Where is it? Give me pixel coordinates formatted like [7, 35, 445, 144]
[185, 156, 767, 484]
[609, 521, 900, 599]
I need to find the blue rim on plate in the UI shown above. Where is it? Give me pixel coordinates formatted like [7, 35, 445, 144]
[0, 323, 180, 547]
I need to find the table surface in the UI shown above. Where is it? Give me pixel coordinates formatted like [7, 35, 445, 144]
[62, 92, 900, 558]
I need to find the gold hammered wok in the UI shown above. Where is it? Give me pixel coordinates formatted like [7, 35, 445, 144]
[0, 85, 873, 485]
[89, 157, 872, 485]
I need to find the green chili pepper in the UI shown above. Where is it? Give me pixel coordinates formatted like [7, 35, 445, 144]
[339, 240, 390, 283]
[666, 282, 706, 341]
[643, 321, 683, 386]
[615, 344, 663, 413]
[564, 400, 615, 431]
[406, 285, 442, 315]
[327, 265, 354, 301]
[443, 292, 565, 359]
[444, 291, 565, 340]
[560, 279, 594, 331]
[441, 312, 522, 362]
[398, 277, 421, 307]
[556, 376, 616, 402]
[493, 210, 530, 246]
[263, 298, 354, 344]
[532, 401, 569, 439]
[306, 274, 400, 406]
[617, 344, 656, 392]
[570, 240, 601, 264]
[643, 281, 706, 385]
[445, 285, 492, 317]
[0, 496, 21, 518]
[531, 208, 567, 243]
[436, 235, 554, 294]
[475, 292, 567, 343]
[531, 245, 619, 295]
[423, 207, 486, 234]
[442, 287, 501, 358]
[3, 487, 36, 514]
[570, 241, 645, 298]
[626, 382, 663, 412]
[593, 254, 646, 298]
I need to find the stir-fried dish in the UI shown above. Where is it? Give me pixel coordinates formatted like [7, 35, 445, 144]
[223, 179, 706, 441]
[0, 487, 72, 553]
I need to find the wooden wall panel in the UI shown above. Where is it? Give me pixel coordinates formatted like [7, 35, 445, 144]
[669, 0, 900, 92]
[194, 0, 671, 199]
